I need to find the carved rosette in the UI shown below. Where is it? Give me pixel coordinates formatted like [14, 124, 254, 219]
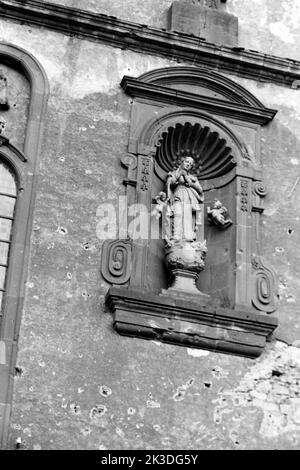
[140, 157, 150, 191]
[101, 240, 132, 285]
[252, 256, 277, 313]
[240, 179, 249, 212]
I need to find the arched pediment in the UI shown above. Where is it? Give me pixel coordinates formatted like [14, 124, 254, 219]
[121, 66, 277, 125]
[138, 66, 264, 108]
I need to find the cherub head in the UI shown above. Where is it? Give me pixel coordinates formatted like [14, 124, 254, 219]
[158, 191, 167, 201]
[213, 199, 222, 209]
[155, 191, 167, 203]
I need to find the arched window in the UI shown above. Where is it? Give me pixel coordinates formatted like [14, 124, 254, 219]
[0, 160, 17, 313]
[0, 43, 49, 450]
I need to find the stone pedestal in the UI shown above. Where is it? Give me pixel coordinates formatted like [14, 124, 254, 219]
[168, 1, 238, 46]
[161, 269, 210, 304]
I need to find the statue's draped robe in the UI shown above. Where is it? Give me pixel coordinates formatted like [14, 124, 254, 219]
[167, 169, 204, 241]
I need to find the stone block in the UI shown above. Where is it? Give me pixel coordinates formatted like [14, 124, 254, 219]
[168, 1, 238, 46]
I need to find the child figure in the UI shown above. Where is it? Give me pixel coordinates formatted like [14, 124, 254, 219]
[151, 192, 169, 219]
[207, 199, 232, 229]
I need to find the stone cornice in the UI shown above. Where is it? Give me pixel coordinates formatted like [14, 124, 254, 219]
[121, 76, 277, 124]
[0, 0, 299, 87]
[106, 287, 278, 358]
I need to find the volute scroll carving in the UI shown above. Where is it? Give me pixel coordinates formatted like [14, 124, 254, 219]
[101, 240, 132, 285]
[251, 256, 277, 314]
[253, 181, 267, 198]
[121, 154, 137, 170]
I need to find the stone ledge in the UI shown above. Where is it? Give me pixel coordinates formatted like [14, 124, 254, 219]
[0, 0, 299, 87]
[106, 286, 278, 358]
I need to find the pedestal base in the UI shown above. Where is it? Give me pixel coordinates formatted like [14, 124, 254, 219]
[106, 286, 278, 358]
[161, 269, 210, 305]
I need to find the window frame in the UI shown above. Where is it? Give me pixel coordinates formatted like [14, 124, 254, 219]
[0, 43, 49, 450]
[0, 146, 25, 331]
[0, 155, 19, 313]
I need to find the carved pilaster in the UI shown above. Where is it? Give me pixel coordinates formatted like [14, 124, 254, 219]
[129, 154, 154, 288]
[235, 177, 252, 309]
[251, 180, 277, 313]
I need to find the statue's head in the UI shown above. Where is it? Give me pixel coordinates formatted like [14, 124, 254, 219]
[159, 191, 167, 201]
[181, 156, 195, 172]
[214, 199, 222, 209]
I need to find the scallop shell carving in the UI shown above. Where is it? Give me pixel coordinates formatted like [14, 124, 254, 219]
[156, 122, 236, 180]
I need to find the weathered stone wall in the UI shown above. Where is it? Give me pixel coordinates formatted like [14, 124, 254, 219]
[0, 0, 299, 450]
[40, 0, 300, 60]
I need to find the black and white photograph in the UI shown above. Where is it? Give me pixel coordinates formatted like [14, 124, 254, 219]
[0, 0, 299, 454]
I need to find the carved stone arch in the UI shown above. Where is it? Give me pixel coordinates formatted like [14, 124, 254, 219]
[0, 42, 49, 449]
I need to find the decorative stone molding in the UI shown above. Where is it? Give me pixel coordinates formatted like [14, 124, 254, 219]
[240, 179, 249, 212]
[121, 73, 277, 125]
[103, 66, 278, 358]
[0, 1, 299, 87]
[106, 287, 278, 358]
[138, 67, 268, 107]
[252, 256, 277, 314]
[101, 240, 132, 285]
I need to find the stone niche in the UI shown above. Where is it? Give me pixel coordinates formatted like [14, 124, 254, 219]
[103, 66, 279, 358]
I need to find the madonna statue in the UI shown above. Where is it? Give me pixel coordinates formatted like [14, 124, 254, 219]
[153, 154, 208, 297]
[166, 156, 204, 242]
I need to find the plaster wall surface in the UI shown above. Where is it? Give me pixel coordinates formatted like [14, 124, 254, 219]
[39, 0, 300, 60]
[0, 1, 299, 450]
